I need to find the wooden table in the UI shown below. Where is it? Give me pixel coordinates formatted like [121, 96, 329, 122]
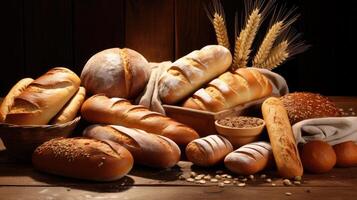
[1, 97, 357, 200]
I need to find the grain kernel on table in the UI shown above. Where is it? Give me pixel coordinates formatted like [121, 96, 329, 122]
[237, 183, 246, 187]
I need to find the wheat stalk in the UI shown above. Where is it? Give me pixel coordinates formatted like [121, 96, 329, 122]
[253, 21, 284, 67]
[259, 40, 289, 70]
[233, 9, 261, 69]
[213, 13, 230, 49]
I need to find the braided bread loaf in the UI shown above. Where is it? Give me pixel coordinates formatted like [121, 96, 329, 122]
[183, 68, 272, 112]
[81, 94, 199, 146]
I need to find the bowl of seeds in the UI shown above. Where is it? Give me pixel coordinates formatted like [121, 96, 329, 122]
[215, 116, 265, 148]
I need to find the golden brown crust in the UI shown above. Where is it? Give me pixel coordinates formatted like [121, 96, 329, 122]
[262, 97, 303, 178]
[32, 137, 133, 181]
[280, 92, 341, 124]
[5, 68, 80, 125]
[50, 87, 86, 124]
[0, 78, 33, 122]
[333, 141, 357, 167]
[301, 141, 336, 173]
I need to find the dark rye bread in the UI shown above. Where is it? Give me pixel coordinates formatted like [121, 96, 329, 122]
[32, 137, 133, 181]
[280, 92, 341, 124]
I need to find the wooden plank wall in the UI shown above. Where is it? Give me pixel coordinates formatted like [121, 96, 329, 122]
[0, 0, 356, 96]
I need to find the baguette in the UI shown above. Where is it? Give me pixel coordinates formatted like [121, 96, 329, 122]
[32, 137, 133, 181]
[81, 94, 199, 146]
[185, 135, 233, 166]
[0, 78, 34, 122]
[5, 67, 81, 125]
[50, 87, 86, 124]
[83, 124, 181, 168]
[224, 142, 274, 175]
[262, 97, 303, 178]
[183, 68, 272, 112]
[159, 45, 232, 104]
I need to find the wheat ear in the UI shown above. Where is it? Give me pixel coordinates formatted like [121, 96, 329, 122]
[213, 13, 230, 49]
[233, 9, 261, 69]
[253, 21, 284, 67]
[260, 40, 289, 70]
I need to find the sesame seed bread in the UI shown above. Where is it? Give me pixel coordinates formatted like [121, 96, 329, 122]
[183, 68, 272, 112]
[224, 142, 274, 175]
[80, 94, 199, 146]
[280, 92, 341, 124]
[158, 45, 232, 104]
[185, 135, 233, 167]
[262, 97, 303, 178]
[5, 67, 81, 125]
[32, 137, 133, 181]
[83, 124, 181, 168]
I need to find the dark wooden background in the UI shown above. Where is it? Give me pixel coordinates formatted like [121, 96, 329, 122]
[1, 0, 356, 96]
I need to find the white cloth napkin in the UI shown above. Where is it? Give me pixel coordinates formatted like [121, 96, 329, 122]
[292, 117, 357, 145]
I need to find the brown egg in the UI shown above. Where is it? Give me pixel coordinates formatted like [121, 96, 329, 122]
[301, 140, 336, 173]
[333, 141, 357, 167]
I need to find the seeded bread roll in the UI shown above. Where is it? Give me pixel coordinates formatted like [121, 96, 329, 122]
[83, 124, 181, 168]
[280, 92, 341, 124]
[81, 48, 150, 99]
[32, 137, 133, 181]
[224, 142, 274, 175]
[185, 135, 233, 166]
[262, 97, 303, 178]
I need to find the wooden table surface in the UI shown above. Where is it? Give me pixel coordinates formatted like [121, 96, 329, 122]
[1, 96, 357, 200]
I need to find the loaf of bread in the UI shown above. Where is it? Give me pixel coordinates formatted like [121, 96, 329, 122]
[5, 67, 81, 125]
[81, 48, 151, 99]
[280, 92, 341, 124]
[32, 137, 133, 181]
[81, 94, 199, 146]
[262, 97, 303, 178]
[224, 142, 274, 175]
[159, 45, 232, 104]
[333, 141, 357, 167]
[183, 68, 272, 112]
[185, 135, 233, 166]
[301, 140, 336, 173]
[50, 87, 86, 124]
[83, 124, 181, 168]
[0, 78, 34, 122]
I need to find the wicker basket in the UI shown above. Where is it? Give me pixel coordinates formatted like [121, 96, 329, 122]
[0, 116, 81, 161]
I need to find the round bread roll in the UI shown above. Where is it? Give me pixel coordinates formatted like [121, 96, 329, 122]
[301, 140, 336, 173]
[280, 92, 341, 124]
[81, 48, 151, 99]
[32, 137, 133, 181]
[333, 141, 357, 167]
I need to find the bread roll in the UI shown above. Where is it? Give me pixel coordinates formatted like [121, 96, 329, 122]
[280, 92, 341, 124]
[81, 94, 199, 146]
[81, 48, 150, 99]
[159, 45, 232, 104]
[301, 140, 336, 173]
[262, 97, 303, 178]
[50, 87, 86, 124]
[83, 124, 181, 168]
[224, 142, 274, 175]
[333, 141, 357, 167]
[5, 67, 80, 125]
[32, 137, 133, 181]
[185, 135, 233, 166]
[0, 78, 34, 122]
[183, 68, 272, 112]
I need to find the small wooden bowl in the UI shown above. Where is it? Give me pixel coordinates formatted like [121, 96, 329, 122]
[215, 117, 265, 148]
[0, 116, 81, 161]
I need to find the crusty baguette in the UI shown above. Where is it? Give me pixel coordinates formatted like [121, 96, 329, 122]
[5, 67, 81, 125]
[0, 78, 34, 122]
[81, 94, 199, 146]
[50, 87, 86, 124]
[183, 68, 272, 112]
[224, 142, 274, 175]
[83, 124, 181, 168]
[32, 137, 133, 181]
[159, 45, 232, 104]
[262, 97, 303, 178]
[185, 135, 233, 166]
